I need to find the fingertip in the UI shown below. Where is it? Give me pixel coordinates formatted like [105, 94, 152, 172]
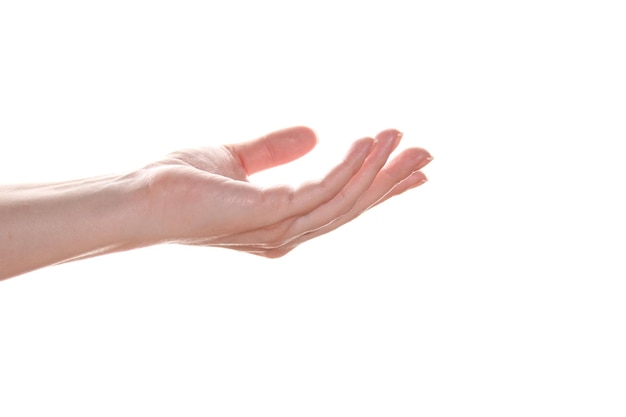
[283, 126, 318, 150]
[375, 129, 403, 152]
[404, 147, 433, 169]
[375, 128, 402, 139]
[354, 136, 376, 155]
[406, 170, 428, 190]
[228, 126, 320, 175]
[416, 170, 428, 183]
[376, 128, 402, 139]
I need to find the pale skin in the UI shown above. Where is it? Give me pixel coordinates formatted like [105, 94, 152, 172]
[0, 127, 432, 280]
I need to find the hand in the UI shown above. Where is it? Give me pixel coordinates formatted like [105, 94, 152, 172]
[0, 126, 432, 279]
[139, 126, 433, 257]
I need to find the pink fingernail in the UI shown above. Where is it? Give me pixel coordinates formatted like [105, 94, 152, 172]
[411, 175, 428, 189]
[393, 131, 403, 149]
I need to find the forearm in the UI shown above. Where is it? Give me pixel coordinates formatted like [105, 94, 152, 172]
[0, 173, 149, 280]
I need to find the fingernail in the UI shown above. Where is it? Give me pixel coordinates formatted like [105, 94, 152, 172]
[421, 152, 434, 164]
[411, 151, 433, 170]
[407, 172, 428, 190]
[392, 131, 403, 149]
[415, 178, 428, 188]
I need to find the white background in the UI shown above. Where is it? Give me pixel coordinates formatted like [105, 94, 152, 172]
[1, 1, 625, 415]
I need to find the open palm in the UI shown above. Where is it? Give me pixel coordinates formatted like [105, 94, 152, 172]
[140, 126, 432, 257]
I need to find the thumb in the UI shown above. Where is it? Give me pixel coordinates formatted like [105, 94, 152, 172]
[226, 126, 318, 175]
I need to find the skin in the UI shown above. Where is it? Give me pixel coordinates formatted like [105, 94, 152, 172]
[0, 127, 432, 280]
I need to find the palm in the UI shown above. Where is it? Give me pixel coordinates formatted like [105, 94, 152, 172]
[143, 146, 260, 242]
